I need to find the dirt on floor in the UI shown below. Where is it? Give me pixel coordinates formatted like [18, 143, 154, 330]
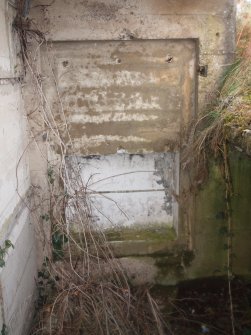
[152, 277, 251, 335]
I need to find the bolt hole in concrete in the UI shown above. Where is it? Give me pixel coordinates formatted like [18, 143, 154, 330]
[62, 60, 69, 67]
[165, 56, 173, 63]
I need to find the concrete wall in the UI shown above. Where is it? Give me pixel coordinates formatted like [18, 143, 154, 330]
[1, 1, 249, 333]
[66, 152, 179, 230]
[27, 0, 237, 285]
[41, 39, 196, 154]
[0, 1, 37, 334]
[31, 0, 236, 111]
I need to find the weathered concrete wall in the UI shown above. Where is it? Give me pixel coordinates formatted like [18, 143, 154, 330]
[29, 0, 236, 166]
[0, 1, 37, 334]
[28, 0, 237, 285]
[41, 39, 196, 155]
[31, 0, 236, 112]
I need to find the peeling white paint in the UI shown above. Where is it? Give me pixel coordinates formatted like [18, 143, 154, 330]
[66, 153, 179, 229]
[65, 91, 162, 113]
[70, 112, 159, 124]
[45, 40, 196, 153]
[74, 135, 150, 145]
[58, 68, 158, 88]
[127, 93, 161, 110]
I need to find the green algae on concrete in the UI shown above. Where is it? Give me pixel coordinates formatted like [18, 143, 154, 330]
[114, 149, 251, 283]
[229, 148, 251, 278]
[105, 225, 176, 242]
[154, 249, 195, 285]
[151, 148, 251, 285]
[186, 147, 251, 280]
[105, 225, 177, 257]
[185, 160, 229, 279]
[121, 248, 195, 286]
[68, 148, 251, 285]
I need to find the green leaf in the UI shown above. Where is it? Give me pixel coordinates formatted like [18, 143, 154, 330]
[38, 271, 44, 278]
[4, 240, 14, 249]
[43, 270, 50, 279]
[0, 259, 6, 268]
[41, 214, 50, 222]
[63, 234, 68, 243]
[1, 324, 8, 335]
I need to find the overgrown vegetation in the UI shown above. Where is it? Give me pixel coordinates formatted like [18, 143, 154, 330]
[183, 16, 251, 179]
[13, 1, 251, 334]
[13, 3, 167, 335]
[182, 10, 251, 335]
[0, 240, 14, 268]
[1, 324, 8, 335]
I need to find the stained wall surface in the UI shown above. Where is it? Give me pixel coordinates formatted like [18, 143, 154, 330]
[31, 0, 236, 113]
[27, 0, 236, 285]
[42, 39, 196, 155]
[66, 153, 179, 230]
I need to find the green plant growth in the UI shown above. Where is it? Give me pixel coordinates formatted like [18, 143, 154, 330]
[0, 240, 14, 268]
[1, 324, 8, 335]
[37, 258, 59, 307]
[47, 166, 55, 185]
[41, 213, 50, 222]
[183, 30, 251, 172]
[52, 231, 68, 261]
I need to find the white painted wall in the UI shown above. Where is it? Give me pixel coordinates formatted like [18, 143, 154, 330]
[0, 0, 11, 77]
[0, 83, 29, 235]
[0, 1, 37, 334]
[67, 153, 179, 230]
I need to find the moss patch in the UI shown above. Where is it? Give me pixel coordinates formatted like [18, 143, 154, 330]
[186, 149, 251, 280]
[105, 224, 177, 242]
[186, 161, 229, 279]
[229, 148, 251, 277]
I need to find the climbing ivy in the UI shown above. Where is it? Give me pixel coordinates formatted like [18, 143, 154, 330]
[1, 324, 8, 335]
[52, 231, 68, 261]
[0, 240, 14, 268]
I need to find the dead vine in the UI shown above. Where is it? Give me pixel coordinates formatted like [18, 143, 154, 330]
[14, 5, 167, 335]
